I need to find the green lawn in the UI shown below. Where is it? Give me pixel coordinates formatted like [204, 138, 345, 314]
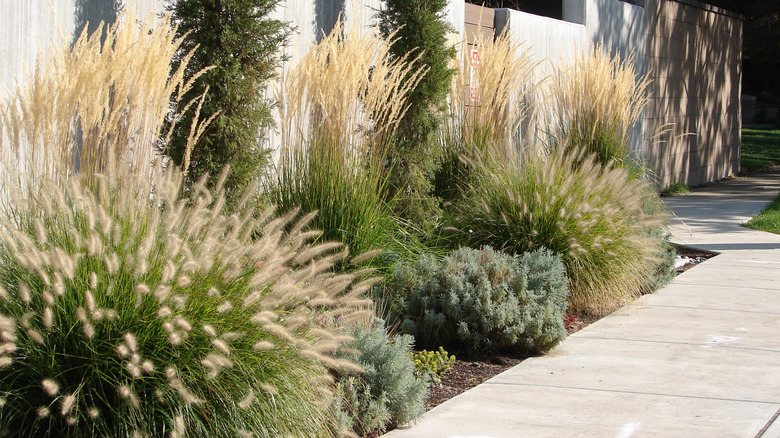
[742, 125, 780, 234]
[745, 193, 780, 234]
[741, 124, 780, 174]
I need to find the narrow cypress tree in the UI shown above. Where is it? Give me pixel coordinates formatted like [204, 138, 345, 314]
[378, 0, 457, 233]
[165, 0, 289, 209]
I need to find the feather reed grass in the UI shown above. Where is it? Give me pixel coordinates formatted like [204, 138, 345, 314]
[0, 11, 211, 200]
[545, 43, 649, 168]
[268, 19, 422, 263]
[437, 29, 540, 201]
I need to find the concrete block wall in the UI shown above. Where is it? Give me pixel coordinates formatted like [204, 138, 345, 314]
[0, 0, 742, 188]
[643, 0, 742, 187]
[495, 8, 588, 73]
[0, 0, 161, 95]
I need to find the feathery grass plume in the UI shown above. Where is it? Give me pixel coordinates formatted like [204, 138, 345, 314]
[437, 28, 540, 204]
[545, 43, 649, 169]
[452, 146, 667, 316]
[0, 147, 373, 435]
[0, 10, 211, 201]
[268, 17, 422, 266]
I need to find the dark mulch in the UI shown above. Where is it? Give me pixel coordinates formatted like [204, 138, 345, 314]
[424, 353, 526, 410]
[423, 244, 717, 412]
[673, 244, 718, 274]
[423, 312, 598, 411]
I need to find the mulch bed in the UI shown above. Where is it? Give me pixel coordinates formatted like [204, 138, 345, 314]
[424, 353, 526, 410]
[423, 245, 717, 412]
[673, 244, 718, 274]
[424, 312, 599, 411]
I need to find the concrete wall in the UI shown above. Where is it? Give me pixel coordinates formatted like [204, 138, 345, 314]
[2, 0, 461, 94]
[272, 0, 386, 64]
[643, 0, 742, 187]
[0, 0, 161, 95]
[495, 8, 588, 72]
[1, 0, 742, 188]
[584, 0, 645, 66]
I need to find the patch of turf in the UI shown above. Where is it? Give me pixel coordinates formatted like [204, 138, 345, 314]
[745, 192, 780, 234]
[741, 125, 780, 174]
[660, 181, 691, 197]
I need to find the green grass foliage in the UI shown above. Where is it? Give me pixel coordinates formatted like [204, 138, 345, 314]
[0, 167, 375, 437]
[269, 136, 396, 269]
[741, 126, 780, 173]
[335, 319, 428, 437]
[660, 181, 692, 197]
[269, 18, 421, 267]
[388, 247, 569, 354]
[745, 192, 780, 234]
[452, 148, 668, 316]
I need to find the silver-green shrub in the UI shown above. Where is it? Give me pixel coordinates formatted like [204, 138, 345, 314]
[336, 319, 428, 437]
[0, 167, 373, 437]
[389, 247, 569, 354]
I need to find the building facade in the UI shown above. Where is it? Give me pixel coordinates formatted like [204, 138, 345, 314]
[0, 0, 742, 187]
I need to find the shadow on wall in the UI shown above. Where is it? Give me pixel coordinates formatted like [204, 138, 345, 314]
[588, 0, 645, 62]
[315, 0, 346, 41]
[645, 1, 741, 187]
[73, 0, 123, 45]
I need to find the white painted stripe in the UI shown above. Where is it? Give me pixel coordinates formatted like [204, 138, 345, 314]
[736, 260, 780, 265]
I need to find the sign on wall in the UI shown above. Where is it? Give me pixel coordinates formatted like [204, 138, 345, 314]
[470, 47, 480, 102]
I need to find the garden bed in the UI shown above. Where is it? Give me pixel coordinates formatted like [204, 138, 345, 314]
[422, 244, 716, 413]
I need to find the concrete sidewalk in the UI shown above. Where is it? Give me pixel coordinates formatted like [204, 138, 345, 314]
[387, 171, 780, 438]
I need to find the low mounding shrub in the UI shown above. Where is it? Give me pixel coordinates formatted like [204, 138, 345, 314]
[0, 167, 374, 437]
[335, 319, 428, 437]
[411, 347, 455, 385]
[452, 147, 667, 316]
[388, 247, 569, 354]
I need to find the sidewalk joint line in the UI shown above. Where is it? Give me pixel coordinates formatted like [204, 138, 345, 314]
[736, 260, 780, 265]
[636, 303, 780, 316]
[575, 335, 780, 353]
[755, 406, 780, 438]
[481, 381, 778, 405]
[667, 282, 780, 293]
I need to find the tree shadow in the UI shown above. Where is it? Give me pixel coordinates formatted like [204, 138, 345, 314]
[72, 0, 123, 45]
[314, 0, 345, 42]
[644, 1, 742, 187]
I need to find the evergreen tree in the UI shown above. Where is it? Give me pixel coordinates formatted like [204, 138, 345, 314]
[165, 0, 290, 208]
[378, 0, 457, 233]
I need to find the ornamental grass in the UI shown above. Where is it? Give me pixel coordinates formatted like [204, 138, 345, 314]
[267, 18, 423, 264]
[545, 43, 650, 168]
[0, 11, 374, 436]
[452, 146, 667, 316]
